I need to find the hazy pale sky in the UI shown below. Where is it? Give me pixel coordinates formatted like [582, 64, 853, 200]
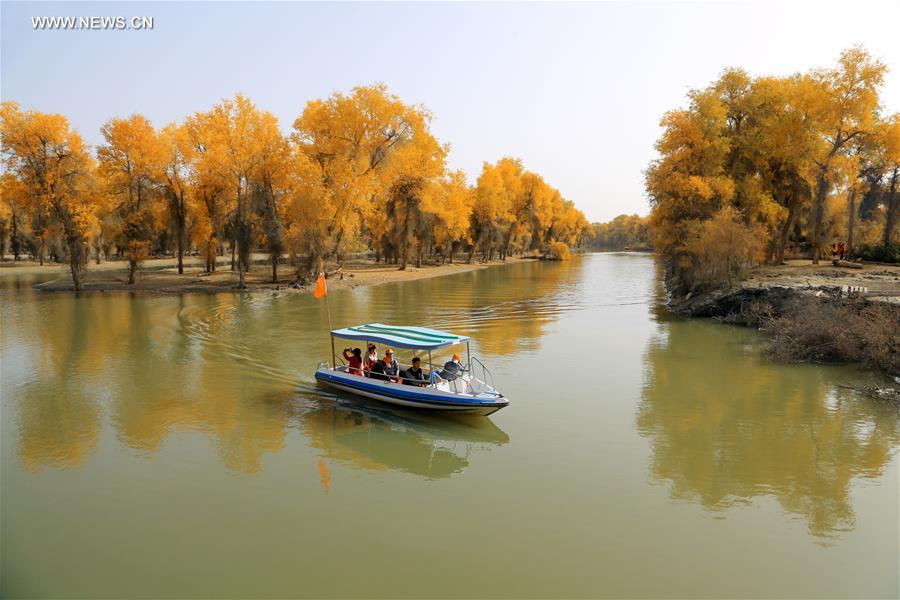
[2, 1, 898, 222]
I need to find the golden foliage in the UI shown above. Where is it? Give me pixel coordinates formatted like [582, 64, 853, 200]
[548, 241, 571, 261]
[647, 47, 897, 290]
[590, 214, 651, 250]
[2, 85, 589, 286]
[1, 101, 99, 288]
[681, 207, 766, 290]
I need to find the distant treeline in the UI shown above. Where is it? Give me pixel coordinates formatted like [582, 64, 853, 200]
[587, 214, 652, 251]
[645, 47, 899, 293]
[0, 85, 589, 290]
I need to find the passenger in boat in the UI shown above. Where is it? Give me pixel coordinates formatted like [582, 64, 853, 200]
[363, 343, 378, 376]
[368, 360, 386, 380]
[441, 354, 465, 381]
[382, 349, 401, 382]
[371, 348, 400, 383]
[342, 347, 363, 376]
[403, 357, 427, 386]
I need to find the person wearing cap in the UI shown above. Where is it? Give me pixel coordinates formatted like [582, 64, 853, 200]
[382, 349, 401, 382]
[363, 343, 378, 377]
[441, 353, 465, 381]
[371, 348, 400, 383]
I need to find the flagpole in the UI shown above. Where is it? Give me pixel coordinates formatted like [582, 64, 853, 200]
[324, 281, 333, 332]
[317, 258, 334, 332]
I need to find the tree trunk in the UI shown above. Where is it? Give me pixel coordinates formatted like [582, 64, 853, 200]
[128, 260, 137, 284]
[811, 170, 829, 264]
[11, 214, 20, 261]
[176, 225, 184, 274]
[69, 257, 82, 291]
[271, 253, 278, 283]
[204, 238, 213, 273]
[172, 191, 186, 275]
[847, 188, 857, 257]
[882, 168, 898, 247]
[230, 243, 236, 271]
[400, 243, 408, 271]
[774, 203, 798, 265]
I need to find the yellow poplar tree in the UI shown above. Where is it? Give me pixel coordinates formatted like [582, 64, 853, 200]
[424, 170, 474, 263]
[802, 47, 886, 263]
[97, 114, 166, 283]
[1, 102, 98, 290]
[192, 94, 284, 288]
[159, 123, 194, 274]
[293, 84, 433, 265]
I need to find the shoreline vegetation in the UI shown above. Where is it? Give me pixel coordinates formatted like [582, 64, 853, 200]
[0, 85, 589, 293]
[3, 253, 533, 294]
[668, 261, 900, 376]
[643, 46, 900, 380]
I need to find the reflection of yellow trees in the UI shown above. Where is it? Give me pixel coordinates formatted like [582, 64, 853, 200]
[12, 293, 294, 475]
[15, 296, 108, 471]
[638, 319, 900, 538]
[11, 260, 552, 474]
[357, 258, 585, 358]
[298, 400, 509, 482]
[461, 258, 585, 356]
[18, 381, 99, 473]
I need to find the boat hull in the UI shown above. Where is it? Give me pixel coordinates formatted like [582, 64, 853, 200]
[315, 368, 508, 416]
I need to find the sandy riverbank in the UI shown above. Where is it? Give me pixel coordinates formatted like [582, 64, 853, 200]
[0, 255, 528, 294]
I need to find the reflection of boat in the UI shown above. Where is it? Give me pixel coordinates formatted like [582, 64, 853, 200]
[314, 324, 509, 416]
[298, 397, 510, 478]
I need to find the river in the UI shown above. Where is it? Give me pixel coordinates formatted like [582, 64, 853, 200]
[1, 253, 898, 598]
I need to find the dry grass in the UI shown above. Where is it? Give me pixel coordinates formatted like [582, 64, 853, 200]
[759, 297, 900, 375]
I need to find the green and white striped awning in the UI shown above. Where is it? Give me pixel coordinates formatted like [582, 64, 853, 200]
[330, 323, 469, 350]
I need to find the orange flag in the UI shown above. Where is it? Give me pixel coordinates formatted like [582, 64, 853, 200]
[313, 273, 327, 299]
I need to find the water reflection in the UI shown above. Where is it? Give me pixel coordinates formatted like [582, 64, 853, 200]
[638, 318, 900, 538]
[297, 396, 509, 482]
[364, 258, 588, 356]
[2, 260, 570, 476]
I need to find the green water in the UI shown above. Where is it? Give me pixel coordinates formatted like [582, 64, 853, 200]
[1, 254, 898, 598]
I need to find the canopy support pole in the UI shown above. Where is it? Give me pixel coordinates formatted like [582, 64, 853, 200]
[331, 335, 336, 370]
[467, 342, 471, 370]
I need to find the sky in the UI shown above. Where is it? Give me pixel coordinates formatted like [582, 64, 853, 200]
[2, 1, 899, 223]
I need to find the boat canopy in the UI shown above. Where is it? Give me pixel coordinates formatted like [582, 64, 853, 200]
[330, 323, 470, 350]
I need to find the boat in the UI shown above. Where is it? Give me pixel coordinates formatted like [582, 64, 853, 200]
[314, 323, 509, 416]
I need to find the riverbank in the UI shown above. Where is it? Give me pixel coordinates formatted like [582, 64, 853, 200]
[1, 255, 526, 294]
[667, 261, 900, 376]
[669, 261, 900, 314]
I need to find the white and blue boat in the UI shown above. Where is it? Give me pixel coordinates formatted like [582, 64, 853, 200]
[315, 323, 509, 416]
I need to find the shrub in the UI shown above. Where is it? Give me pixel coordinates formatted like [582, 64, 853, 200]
[851, 243, 900, 263]
[680, 206, 766, 292]
[548, 241, 571, 261]
[764, 297, 900, 375]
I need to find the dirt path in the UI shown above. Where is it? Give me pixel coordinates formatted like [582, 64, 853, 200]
[744, 261, 900, 303]
[0, 255, 529, 295]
